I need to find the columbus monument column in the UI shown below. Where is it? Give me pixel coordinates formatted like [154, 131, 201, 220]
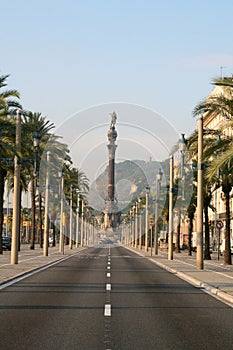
[104, 112, 119, 230]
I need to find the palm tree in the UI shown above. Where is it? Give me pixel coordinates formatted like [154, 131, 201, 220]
[186, 129, 220, 259]
[193, 78, 233, 264]
[0, 73, 21, 254]
[21, 111, 54, 249]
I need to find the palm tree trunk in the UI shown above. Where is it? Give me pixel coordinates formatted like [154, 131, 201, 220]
[0, 167, 7, 254]
[175, 209, 181, 253]
[188, 214, 194, 256]
[204, 207, 211, 260]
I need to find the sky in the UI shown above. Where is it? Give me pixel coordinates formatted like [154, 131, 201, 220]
[1, 0, 233, 185]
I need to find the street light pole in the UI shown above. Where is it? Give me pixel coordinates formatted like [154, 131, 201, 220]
[138, 198, 142, 250]
[69, 185, 74, 249]
[59, 169, 64, 254]
[11, 109, 21, 265]
[43, 151, 50, 257]
[80, 198, 84, 247]
[76, 191, 80, 248]
[30, 131, 40, 250]
[168, 155, 174, 260]
[154, 169, 162, 255]
[196, 117, 204, 270]
[135, 202, 138, 248]
[145, 185, 150, 252]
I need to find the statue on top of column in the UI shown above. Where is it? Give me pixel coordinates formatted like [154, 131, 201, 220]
[110, 112, 117, 128]
[108, 112, 118, 142]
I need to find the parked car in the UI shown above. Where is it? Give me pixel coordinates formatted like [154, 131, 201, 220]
[2, 236, 12, 251]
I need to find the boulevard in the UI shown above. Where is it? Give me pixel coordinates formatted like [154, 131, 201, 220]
[0, 244, 233, 350]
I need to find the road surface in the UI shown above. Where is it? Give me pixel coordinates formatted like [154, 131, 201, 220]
[0, 245, 232, 349]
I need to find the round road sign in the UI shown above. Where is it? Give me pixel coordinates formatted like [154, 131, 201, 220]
[216, 220, 223, 229]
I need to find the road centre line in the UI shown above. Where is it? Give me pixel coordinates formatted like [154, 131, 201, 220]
[106, 283, 111, 290]
[107, 266, 111, 270]
[107, 272, 111, 277]
[104, 304, 111, 316]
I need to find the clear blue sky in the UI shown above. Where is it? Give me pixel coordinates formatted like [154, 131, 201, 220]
[1, 0, 233, 170]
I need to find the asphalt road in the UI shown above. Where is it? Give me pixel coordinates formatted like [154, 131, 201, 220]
[0, 244, 233, 350]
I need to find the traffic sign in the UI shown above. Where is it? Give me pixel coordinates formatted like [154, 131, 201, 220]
[216, 220, 223, 229]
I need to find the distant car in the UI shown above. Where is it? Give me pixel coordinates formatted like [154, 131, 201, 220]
[2, 236, 11, 251]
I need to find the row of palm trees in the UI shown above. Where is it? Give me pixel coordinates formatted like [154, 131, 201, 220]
[122, 77, 233, 266]
[187, 76, 233, 265]
[0, 73, 89, 254]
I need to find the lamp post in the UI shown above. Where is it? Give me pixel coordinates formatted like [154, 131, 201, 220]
[138, 198, 142, 250]
[132, 205, 135, 247]
[135, 201, 138, 248]
[168, 155, 174, 260]
[69, 185, 74, 249]
[30, 131, 40, 250]
[196, 117, 204, 270]
[80, 198, 84, 247]
[11, 109, 21, 264]
[154, 169, 163, 255]
[43, 151, 50, 257]
[76, 190, 80, 248]
[145, 185, 150, 252]
[58, 169, 64, 254]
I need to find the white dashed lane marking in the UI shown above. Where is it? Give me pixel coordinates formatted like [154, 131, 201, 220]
[104, 304, 111, 316]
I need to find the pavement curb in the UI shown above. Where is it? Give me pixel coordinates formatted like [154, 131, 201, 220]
[0, 247, 87, 289]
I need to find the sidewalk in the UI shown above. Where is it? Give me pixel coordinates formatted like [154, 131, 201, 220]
[0, 244, 86, 287]
[126, 245, 233, 307]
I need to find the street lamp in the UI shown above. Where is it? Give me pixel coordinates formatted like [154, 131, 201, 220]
[154, 169, 163, 255]
[196, 117, 204, 269]
[138, 198, 142, 250]
[134, 201, 139, 248]
[76, 190, 80, 248]
[43, 151, 50, 257]
[11, 109, 21, 264]
[30, 131, 40, 250]
[69, 185, 74, 249]
[145, 185, 150, 252]
[168, 154, 174, 260]
[80, 197, 84, 247]
[58, 168, 64, 254]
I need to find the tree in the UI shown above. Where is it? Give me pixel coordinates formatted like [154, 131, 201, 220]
[21, 111, 54, 249]
[193, 77, 233, 264]
[0, 73, 21, 254]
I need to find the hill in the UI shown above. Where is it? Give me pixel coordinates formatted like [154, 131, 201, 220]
[88, 159, 169, 213]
